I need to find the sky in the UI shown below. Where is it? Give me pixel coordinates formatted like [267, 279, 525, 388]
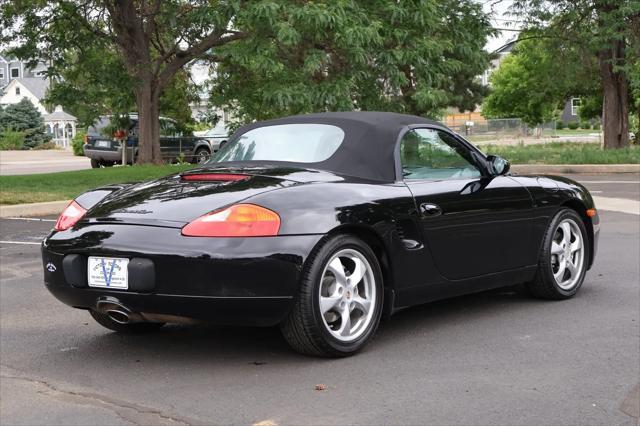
[481, 0, 522, 52]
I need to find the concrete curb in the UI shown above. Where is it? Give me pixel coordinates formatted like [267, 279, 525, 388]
[0, 200, 70, 218]
[512, 164, 640, 174]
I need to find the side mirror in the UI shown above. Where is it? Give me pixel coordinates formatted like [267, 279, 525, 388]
[487, 155, 510, 176]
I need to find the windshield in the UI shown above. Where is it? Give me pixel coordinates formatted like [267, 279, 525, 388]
[209, 123, 345, 164]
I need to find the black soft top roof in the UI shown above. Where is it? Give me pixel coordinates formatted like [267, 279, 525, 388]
[228, 111, 445, 182]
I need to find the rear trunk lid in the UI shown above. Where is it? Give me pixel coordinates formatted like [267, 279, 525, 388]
[84, 168, 304, 225]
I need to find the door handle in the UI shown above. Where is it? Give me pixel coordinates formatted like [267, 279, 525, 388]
[420, 203, 442, 217]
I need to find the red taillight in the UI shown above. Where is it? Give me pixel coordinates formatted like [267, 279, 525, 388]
[182, 204, 280, 237]
[54, 200, 87, 231]
[181, 173, 249, 182]
[586, 208, 597, 218]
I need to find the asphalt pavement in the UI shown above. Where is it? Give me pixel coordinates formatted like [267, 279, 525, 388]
[0, 150, 91, 175]
[0, 174, 638, 425]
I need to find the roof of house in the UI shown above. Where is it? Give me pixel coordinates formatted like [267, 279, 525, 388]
[44, 108, 77, 122]
[13, 78, 49, 100]
[494, 40, 516, 54]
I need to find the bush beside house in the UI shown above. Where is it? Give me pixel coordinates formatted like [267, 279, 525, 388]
[71, 130, 86, 156]
[0, 129, 26, 150]
[0, 99, 52, 149]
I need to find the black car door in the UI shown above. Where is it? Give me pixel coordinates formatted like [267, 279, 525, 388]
[400, 127, 535, 281]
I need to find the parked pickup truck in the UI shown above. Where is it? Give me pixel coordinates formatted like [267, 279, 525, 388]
[83, 115, 215, 168]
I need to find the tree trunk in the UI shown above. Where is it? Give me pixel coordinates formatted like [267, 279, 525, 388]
[598, 41, 630, 149]
[134, 79, 162, 164]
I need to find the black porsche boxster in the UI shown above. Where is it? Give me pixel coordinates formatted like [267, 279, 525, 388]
[42, 112, 599, 357]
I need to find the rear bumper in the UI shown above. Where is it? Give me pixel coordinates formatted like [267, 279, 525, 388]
[42, 224, 323, 326]
[83, 147, 124, 163]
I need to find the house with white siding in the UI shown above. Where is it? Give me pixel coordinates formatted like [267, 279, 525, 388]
[0, 78, 50, 114]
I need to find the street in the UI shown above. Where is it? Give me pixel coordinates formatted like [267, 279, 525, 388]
[1, 174, 638, 425]
[0, 150, 91, 176]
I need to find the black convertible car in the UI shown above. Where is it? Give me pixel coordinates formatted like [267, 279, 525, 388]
[42, 112, 599, 357]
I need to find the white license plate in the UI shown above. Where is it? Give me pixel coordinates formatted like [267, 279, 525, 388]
[95, 140, 111, 148]
[88, 257, 129, 289]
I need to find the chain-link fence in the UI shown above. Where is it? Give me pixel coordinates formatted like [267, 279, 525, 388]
[443, 118, 557, 143]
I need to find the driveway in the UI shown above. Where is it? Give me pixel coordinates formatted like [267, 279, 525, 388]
[0, 174, 638, 425]
[0, 150, 91, 175]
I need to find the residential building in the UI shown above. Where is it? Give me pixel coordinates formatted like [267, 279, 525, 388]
[0, 78, 50, 114]
[0, 55, 47, 89]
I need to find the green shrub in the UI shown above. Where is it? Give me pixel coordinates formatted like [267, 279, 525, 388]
[0, 129, 26, 150]
[567, 122, 579, 130]
[33, 141, 59, 150]
[0, 99, 50, 149]
[580, 122, 591, 130]
[556, 120, 565, 130]
[592, 123, 601, 130]
[71, 130, 87, 156]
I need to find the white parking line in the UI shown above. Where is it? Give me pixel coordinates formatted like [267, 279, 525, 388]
[0, 241, 41, 245]
[2, 217, 56, 222]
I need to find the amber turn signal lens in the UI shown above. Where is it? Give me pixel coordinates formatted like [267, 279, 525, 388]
[54, 200, 87, 231]
[181, 204, 280, 237]
[586, 208, 597, 218]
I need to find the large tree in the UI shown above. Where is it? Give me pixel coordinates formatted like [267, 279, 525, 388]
[482, 36, 599, 126]
[208, 0, 494, 124]
[2, 1, 495, 156]
[2, 0, 245, 163]
[511, 0, 640, 149]
[44, 44, 198, 130]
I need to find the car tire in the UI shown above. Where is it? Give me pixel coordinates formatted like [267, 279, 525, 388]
[526, 208, 590, 300]
[89, 309, 165, 333]
[195, 147, 210, 164]
[90, 159, 101, 169]
[280, 234, 384, 357]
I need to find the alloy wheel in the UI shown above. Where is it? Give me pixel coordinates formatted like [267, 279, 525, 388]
[197, 150, 210, 164]
[318, 249, 376, 342]
[550, 218, 585, 290]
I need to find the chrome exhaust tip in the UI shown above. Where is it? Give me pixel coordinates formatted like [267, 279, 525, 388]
[96, 297, 142, 324]
[106, 309, 131, 324]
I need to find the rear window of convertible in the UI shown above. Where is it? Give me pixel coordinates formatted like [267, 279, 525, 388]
[211, 123, 345, 163]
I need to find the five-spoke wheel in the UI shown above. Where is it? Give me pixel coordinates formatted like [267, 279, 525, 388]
[527, 208, 590, 299]
[550, 218, 585, 290]
[280, 235, 383, 357]
[319, 249, 376, 342]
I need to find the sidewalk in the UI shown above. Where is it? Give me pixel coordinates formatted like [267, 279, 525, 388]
[0, 150, 91, 176]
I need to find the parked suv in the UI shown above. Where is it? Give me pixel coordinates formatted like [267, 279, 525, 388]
[83, 115, 213, 168]
[194, 123, 229, 152]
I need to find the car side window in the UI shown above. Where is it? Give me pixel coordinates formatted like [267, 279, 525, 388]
[160, 119, 177, 137]
[400, 129, 481, 180]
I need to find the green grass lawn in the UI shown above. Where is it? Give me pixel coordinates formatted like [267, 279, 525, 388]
[0, 164, 195, 205]
[481, 142, 640, 165]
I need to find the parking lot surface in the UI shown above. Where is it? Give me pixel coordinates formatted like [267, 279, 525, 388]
[1, 174, 638, 425]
